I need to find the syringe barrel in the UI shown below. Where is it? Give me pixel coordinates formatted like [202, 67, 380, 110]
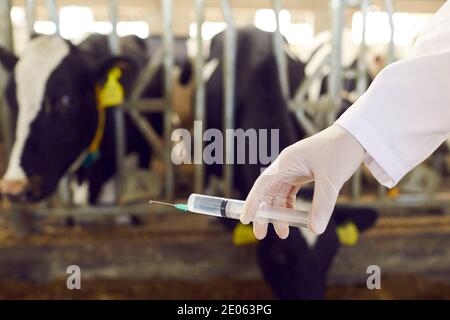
[187, 194, 309, 228]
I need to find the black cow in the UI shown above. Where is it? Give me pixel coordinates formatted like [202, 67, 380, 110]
[0, 34, 165, 203]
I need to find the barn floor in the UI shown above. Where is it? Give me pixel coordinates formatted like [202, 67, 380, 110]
[0, 207, 449, 300]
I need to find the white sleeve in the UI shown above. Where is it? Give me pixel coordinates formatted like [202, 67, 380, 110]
[336, 1, 450, 188]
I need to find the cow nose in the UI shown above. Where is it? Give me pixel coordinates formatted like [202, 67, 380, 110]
[0, 179, 28, 195]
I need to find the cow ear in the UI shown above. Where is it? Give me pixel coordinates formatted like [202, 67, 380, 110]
[94, 57, 138, 92]
[0, 47, 18, 72]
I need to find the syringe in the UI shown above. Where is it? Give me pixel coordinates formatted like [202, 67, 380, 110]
[149, 193, 309, 228]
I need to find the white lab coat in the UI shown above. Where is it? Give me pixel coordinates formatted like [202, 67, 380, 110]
[336, 1, 450, 188]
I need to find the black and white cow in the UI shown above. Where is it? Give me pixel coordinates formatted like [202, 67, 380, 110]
[180, 26, 378, 299]
[0, 34, 167, 203]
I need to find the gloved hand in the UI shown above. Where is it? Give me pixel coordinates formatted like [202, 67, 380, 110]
[241, 124, 365, 239]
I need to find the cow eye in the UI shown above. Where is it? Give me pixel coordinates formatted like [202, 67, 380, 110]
[53, 95, 72, 112]
[44, 95, 72, 115]
[60, 95, 71, 107]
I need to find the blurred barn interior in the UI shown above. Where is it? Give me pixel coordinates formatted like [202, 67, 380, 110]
[0, 0, 449, 299]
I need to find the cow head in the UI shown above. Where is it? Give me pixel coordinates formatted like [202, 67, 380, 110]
[0, 35, 136, 202]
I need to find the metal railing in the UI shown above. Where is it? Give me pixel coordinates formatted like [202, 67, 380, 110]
[0, 0, 14, 159]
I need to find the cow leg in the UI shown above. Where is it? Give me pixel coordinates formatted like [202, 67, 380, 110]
[86, 160, 115, 204]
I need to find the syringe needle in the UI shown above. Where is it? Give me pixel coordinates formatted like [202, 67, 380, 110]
[149, 200, 189, 212]
[148, 200, 177, 207]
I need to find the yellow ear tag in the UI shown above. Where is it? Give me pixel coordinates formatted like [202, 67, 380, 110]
[99, 66, 124, 108]
[336, 221, 359, 246]
[387, 187, 400, 199]
[232, 223, 258, 246]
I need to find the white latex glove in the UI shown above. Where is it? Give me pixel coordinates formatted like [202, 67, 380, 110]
[241, 124, 365, 239]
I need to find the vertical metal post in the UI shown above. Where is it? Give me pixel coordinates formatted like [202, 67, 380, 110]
[26, 0, 37, 37]
[108, 0, 121, 54]
[272, 0, 289, 100]
[108, 0, 126, 204]
[379, 0, 396, 201]
[384, 0, 395, 64]
[221, 0, 236, 198]
[162, 0, 174, 200]
[194, 0, 205, 193]
[0, 0, 13, 50]
[328, 0, 345, 126]
[352, 0, 369, 201]
[356, 0, 369, 97]
[45, 0, 60, 36]
[0, 0, 13, 158]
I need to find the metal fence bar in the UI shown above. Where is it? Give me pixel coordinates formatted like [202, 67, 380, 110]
[26, 0, 59, 36]
[0, 0, 13, 159]
[129, 47, 164, 100]
[108, 0, 126, 204]
[272, 0, 289, 100]
[128, 110, 165, 156]
[108, 0, 121, 54]
[125, 41, 166, 159]
[45, 0, 60, 36]
[26, 0, 37, 37]
[327, 0, 345, 126]
[162, 0, 174, 200]
[290, 52, 330, 136]
[125, 98, 166, 112]
[384, 0, 396, 64]
[221, 0, 236, 198]
[0, 0, 13, 50]
[378, 0, 396, 200]
[194, 0, 205, 193]
[352, 0, 369, 201]
[356, 0, 369, 97]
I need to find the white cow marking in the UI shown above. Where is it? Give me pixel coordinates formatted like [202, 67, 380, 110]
[3, 36, 70, 181]
[203, 58, 219, 81]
